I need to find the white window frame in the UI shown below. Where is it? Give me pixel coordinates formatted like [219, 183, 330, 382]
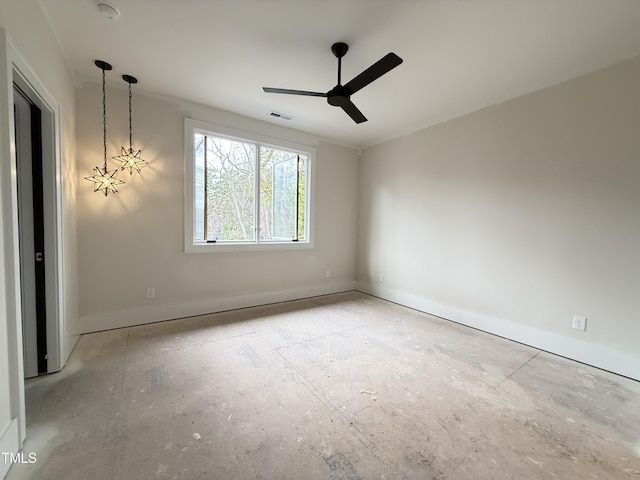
[184, 118, 315, 253]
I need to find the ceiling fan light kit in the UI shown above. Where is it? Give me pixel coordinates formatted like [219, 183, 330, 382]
[263, 42, 403, 124]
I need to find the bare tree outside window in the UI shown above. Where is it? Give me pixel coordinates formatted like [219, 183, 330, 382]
[193, 132, 307, 244]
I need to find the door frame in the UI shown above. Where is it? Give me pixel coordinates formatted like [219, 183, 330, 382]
[0, 31, 65, 445]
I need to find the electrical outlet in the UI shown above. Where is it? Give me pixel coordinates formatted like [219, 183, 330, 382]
[146, 287, 155, 299]
[325, 270, 331, 278]
[572, 315, 586, 331]
[379, 273, 384, 283]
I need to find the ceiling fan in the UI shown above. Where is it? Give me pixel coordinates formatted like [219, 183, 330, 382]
[263, 42, 403, 124]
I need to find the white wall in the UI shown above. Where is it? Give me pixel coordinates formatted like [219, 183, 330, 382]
[0, 1, 79, 358]
[357, 56, 640, 381]
[0, 0, 78, 476]
[74, 81, 359, 332]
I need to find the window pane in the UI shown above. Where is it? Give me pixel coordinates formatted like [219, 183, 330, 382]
[204, 136, 256, 241]
[260, 148, 306, 241]
[194, 133, 205, 241]
[297, 156, 306, 241]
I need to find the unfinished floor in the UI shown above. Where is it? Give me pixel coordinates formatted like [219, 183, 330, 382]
[6, 291, 640, 479]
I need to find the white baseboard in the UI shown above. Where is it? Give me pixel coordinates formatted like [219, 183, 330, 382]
[65, 332, 80, 361]
[74, 281, 357, 335]
[357, 282, 640, 382]
[0, 418, 19, 480]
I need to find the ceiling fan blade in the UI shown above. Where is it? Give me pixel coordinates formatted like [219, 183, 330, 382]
[344, 52, 403, 95]
[341, 100, 367, 124]
[263, 87, 327, 97]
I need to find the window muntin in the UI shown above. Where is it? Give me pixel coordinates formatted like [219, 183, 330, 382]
[186, 119, 314, 252]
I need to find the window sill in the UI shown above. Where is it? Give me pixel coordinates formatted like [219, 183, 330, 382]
[185, 241, 313, 253]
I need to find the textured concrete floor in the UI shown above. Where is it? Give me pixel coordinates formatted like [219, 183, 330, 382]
[6, 291, 640, 479]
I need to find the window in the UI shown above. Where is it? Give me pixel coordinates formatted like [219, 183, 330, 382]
[185, 119, 314, 252]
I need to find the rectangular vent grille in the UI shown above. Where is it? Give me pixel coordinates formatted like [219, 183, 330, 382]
[268, 111, 293, 121]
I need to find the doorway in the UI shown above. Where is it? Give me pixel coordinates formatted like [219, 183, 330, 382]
[11, 73, 62, 378]
[13, 85, 47, 378]
[0, 34, 67, 456]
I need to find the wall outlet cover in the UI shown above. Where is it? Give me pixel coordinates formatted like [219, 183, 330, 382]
[572, 315, 587, 331]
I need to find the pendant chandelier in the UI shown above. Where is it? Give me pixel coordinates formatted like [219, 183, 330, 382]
[113, 74, 147, 175]
[84, 60, 124, 196]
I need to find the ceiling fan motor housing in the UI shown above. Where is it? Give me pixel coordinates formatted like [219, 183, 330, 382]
[327, 86, 351, 106]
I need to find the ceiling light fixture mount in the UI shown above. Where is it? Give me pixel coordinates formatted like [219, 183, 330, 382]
[94, 59, 111, 72]
[85, 59, 124, 196]
[113, 74, 148, 175]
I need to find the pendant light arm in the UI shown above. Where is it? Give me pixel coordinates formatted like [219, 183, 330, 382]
[122, 74, 138, 152]
[103, 69, 107, 169]
[85, 59, 124, 196]
[115, 74, 147, 176]
[128, 82, 132, 150]
[95, 60, 112, 170]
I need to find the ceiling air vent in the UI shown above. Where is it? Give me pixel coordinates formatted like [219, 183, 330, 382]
[268, 111, 293, 121]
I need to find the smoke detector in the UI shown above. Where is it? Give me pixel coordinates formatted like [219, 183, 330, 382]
[97, 2, 120, 20]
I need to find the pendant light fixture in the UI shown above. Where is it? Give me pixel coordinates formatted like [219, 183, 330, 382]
[85, 60, 124, 196]
[113, 74, 147, 175]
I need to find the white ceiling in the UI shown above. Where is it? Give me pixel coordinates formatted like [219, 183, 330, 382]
[41, 0, 640, 149]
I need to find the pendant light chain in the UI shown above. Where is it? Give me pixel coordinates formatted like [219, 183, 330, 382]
[128, 81, 133, 150]
[102, 66, 108, 170]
